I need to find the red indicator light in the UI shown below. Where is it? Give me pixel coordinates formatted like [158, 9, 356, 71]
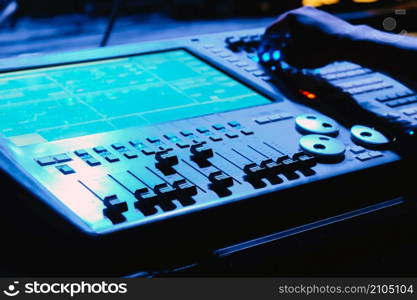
[299, 89, 317, 100]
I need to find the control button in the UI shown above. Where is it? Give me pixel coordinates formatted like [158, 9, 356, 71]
[208, 171, 234, 189]
[259, 159, 281, 175]
[241, 129, 254, 135]
[196, 127, 210, 134]
[210, 135, 223, 142]
[180, 130, 194, 137]
[295, 114, 339, 136]
[243, 163, 266, 179]
[369, 151, 383, 158]
[102, 194, 128, 224]
[36, 156, 55, 166]
[225, 36, 241, 52]
[74, 149, 88, 157]
[134, 191, 158, 215]
[176, 141, 190, 148]
[153, 183, 177, 211]
[349, 145, 366, 154]
[123, 151, 138, 159]
[93, 146, 107, 153]
[268, 114, 282, 122]
[299, 134, 345, 158]
[54, 153, 72, 163]
[142, 149, 156, 155]
[130, 140, 145, 147]
[86, 158, 101, 166]
[280, 112, 293, 120]
[163, 133, 178, 141]
[356, 153, 372, 161]
[236, 62, 249, 68]
[154, 183, 177, 199]
[155, 151, 179, 169]
[292, 152, 317, 169]
[147, 136, 161, 143]
[111, 143, 125, 150]
[56, 164, 75, 175]
[228, 121, 241, 128]
[158, 145, 173, 152]
[105, 154, 120, 163]
[190, 143, 214, 161]
[173, 179, 198, 197]
[226, 133, 238, 139]
[350, 125, 389, 147]
[212, 124, 225, 131]
[254, 117, 270, 124]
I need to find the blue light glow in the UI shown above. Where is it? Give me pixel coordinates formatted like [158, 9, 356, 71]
[261, 52, 271, 62]
[272, 50, 281, 60]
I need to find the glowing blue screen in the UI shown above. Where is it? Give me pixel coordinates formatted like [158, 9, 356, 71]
[0, 49, 270, 144]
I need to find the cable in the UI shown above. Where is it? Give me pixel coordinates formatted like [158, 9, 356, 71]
[100, 0, 125, 47]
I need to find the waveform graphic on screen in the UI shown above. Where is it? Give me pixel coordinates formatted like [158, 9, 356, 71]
[0, 50, 270, 145]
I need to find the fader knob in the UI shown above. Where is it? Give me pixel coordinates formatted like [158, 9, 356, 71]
[190, 143, 214, 161]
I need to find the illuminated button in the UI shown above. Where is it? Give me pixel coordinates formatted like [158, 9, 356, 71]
[147, 136, 160, 143]
[56, 164, 75, 175]
[53, 154, 72, 163]
[180, 130, 193, 137]
[164, 133, 178, 141]
[176, 141, 190, 148]
[254, 117, 270, 124]
[228, 121, 241, 128]
[123, 151, 138, 159]
[197, 127, 210, 134]
[241, 129, 254, 135]
[111, 143, 125, 150]
[86, 158, 101, 166]
[74, 149, 88, 157]
[36, 157, 55, 166]
[350, 125, 389, 147]
[210, 135, 223, 142]
[212, 124, 225, 131]
[93, 146, 107, 153]
[105, 154, 120, 163]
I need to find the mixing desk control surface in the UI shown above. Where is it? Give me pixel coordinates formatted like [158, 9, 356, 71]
[0, 28, 412, 236]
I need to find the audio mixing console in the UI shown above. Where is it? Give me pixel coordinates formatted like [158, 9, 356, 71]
[0, 28, 415, 274]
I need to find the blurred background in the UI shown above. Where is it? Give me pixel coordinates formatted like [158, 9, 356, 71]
[0, 0, 416, 59]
